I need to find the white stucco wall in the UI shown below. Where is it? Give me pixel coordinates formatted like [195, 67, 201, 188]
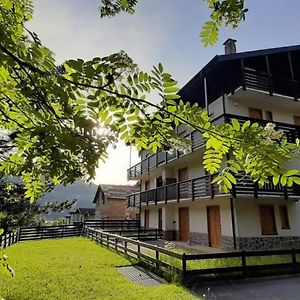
[141, 197, 233, 237]
[235, 197, 300, 237]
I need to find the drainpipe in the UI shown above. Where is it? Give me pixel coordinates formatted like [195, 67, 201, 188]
[230, 197, 237, 249]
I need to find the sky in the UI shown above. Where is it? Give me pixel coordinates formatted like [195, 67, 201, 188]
[28, 0, 300, 185]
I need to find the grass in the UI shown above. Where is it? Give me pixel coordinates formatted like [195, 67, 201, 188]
[0, 238, 198, 300]
[146, 245, 293, 271]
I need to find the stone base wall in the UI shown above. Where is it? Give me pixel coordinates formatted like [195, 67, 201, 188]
[236, 236, 300, 250]
[190, 232, 209, 246]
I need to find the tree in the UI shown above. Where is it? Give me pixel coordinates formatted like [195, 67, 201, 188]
[0, 0, 299, 202]
[0, 177, 76, 233]
[99, 0, 248, 46]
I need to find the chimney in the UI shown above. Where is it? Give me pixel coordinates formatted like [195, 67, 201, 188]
[223, 38, 237, 55]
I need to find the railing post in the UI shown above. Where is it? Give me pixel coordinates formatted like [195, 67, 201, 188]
[41, 227, 44, 240]
[124, 241, 127, 255]
[254, 181, 258, 199]
[292, 248, 297, 273]
[209, 175, 214, 199]
[191, 179, 195, 201]
[241, 250, 247, 275]
[182, 253, 187, 280]
[177, 182, 180, 203]
[61, 226, 64, 238]
[156, 250, 159, 269]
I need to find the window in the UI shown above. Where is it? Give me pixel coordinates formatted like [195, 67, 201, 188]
[294, 116, 300, 126]
[279, 205, 290, 229]
[259, 205, 277, 235]
[249, 108, 263, 120]
[265, 111, 273, 121]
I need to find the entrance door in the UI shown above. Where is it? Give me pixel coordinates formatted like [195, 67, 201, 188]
[207, 206, 222, 248]
[179, 207, 189, 241]
[144, 209, 149, 229]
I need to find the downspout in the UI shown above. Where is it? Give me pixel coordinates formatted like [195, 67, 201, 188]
[230, 197, 237, 249]
[204, 77, 209, 114]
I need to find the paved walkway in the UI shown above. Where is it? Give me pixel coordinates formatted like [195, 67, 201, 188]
[189, 274, 300, 299]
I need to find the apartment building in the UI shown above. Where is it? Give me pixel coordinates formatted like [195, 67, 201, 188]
[126, 40, 300, 250]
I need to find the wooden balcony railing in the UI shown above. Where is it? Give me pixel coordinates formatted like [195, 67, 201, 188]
[127, 174, 300, 207]
[127, 113, 300, 180]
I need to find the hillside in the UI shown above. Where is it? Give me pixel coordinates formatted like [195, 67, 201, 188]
[41, 181, 98, 220]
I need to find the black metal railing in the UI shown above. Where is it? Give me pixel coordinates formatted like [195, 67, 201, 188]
[242, 68, 300, 100]
[127, 112, 300, 180]
[127, 173, 300, 207]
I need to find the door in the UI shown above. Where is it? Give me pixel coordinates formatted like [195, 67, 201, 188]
[178, 167, 188, 182]
[179, 207, 189, 241]
[207, 206, 222, 248]
[259, 205, 277, 235]
[158, 208, 162, 230]
[144, 209, 149, 229]
[294, 116, 300, 126]
[249, 108, 263, 120]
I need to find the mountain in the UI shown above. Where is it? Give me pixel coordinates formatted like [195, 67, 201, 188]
[41, 181, 98, 220]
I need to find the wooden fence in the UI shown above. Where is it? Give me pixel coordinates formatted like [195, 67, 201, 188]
[84, 227, 300, 282]
[0, 231, 19, 249]
[83, 219, 140, 230]
[19, 225, 82, 241]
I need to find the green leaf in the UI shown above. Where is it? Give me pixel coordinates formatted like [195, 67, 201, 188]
[0, 228, 3, 236]
[226, 172, 237, 184]
[231, 119, 240, 131]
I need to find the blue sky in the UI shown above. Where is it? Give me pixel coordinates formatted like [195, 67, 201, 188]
[29, 0, 300, 184]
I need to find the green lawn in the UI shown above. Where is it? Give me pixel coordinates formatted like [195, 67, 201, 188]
[0, 238, 198, 300]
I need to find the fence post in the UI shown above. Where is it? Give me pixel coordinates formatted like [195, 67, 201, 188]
[61, 226, 64, 238]
[115, 237, 118, 251]
[182, 253, 187, 281]
[137, 244, 140, 259]
[124, 241, 127, 255]
[156, 250, 159, 269]
[292, 248, 297, 273]
[4, 234, 7, 248]
[41, 227, 44, 240]
[241, 251, 247, 275]
[155, 229, 158, 240]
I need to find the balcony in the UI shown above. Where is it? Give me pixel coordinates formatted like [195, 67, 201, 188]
[127, 130, 205, 180]
[127, 174, 300, 207]
[240, 68, 300, 100]
[127, 113, 300, 180]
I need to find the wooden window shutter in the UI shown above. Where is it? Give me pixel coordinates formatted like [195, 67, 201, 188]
[279, 205, 290, 229]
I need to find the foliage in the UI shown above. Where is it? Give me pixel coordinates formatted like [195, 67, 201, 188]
[0, 238, 197, 299]
[0, 0, 300, 199]
[99, 0, 248, 46]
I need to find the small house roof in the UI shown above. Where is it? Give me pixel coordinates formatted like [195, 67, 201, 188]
[93, 184, 139, 203]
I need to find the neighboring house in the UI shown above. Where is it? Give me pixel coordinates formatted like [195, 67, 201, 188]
[126, 40, 300, 250]
[69, 208, 95, 224]
[93, 184, 139, 219]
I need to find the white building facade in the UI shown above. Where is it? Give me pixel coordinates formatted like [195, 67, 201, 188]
[126, 42, 300, 250]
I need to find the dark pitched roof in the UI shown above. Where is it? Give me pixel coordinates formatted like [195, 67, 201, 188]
[70, 207, 95, 215]
[93, 184, 139, 203]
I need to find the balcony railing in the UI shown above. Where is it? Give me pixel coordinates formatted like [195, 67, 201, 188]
[241, 68, 300, 100]
[128, 113, 300, 180]
[127, 174, 300, 207]
[127, 129, 205, 179]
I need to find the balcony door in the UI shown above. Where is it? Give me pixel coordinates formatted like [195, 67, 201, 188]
[207, 205, 222, 248]
[144, 209, 149, 229]
[179, 207, 189, 241]
[178, 167, 188, 182]
[249, 108, 263, 120]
